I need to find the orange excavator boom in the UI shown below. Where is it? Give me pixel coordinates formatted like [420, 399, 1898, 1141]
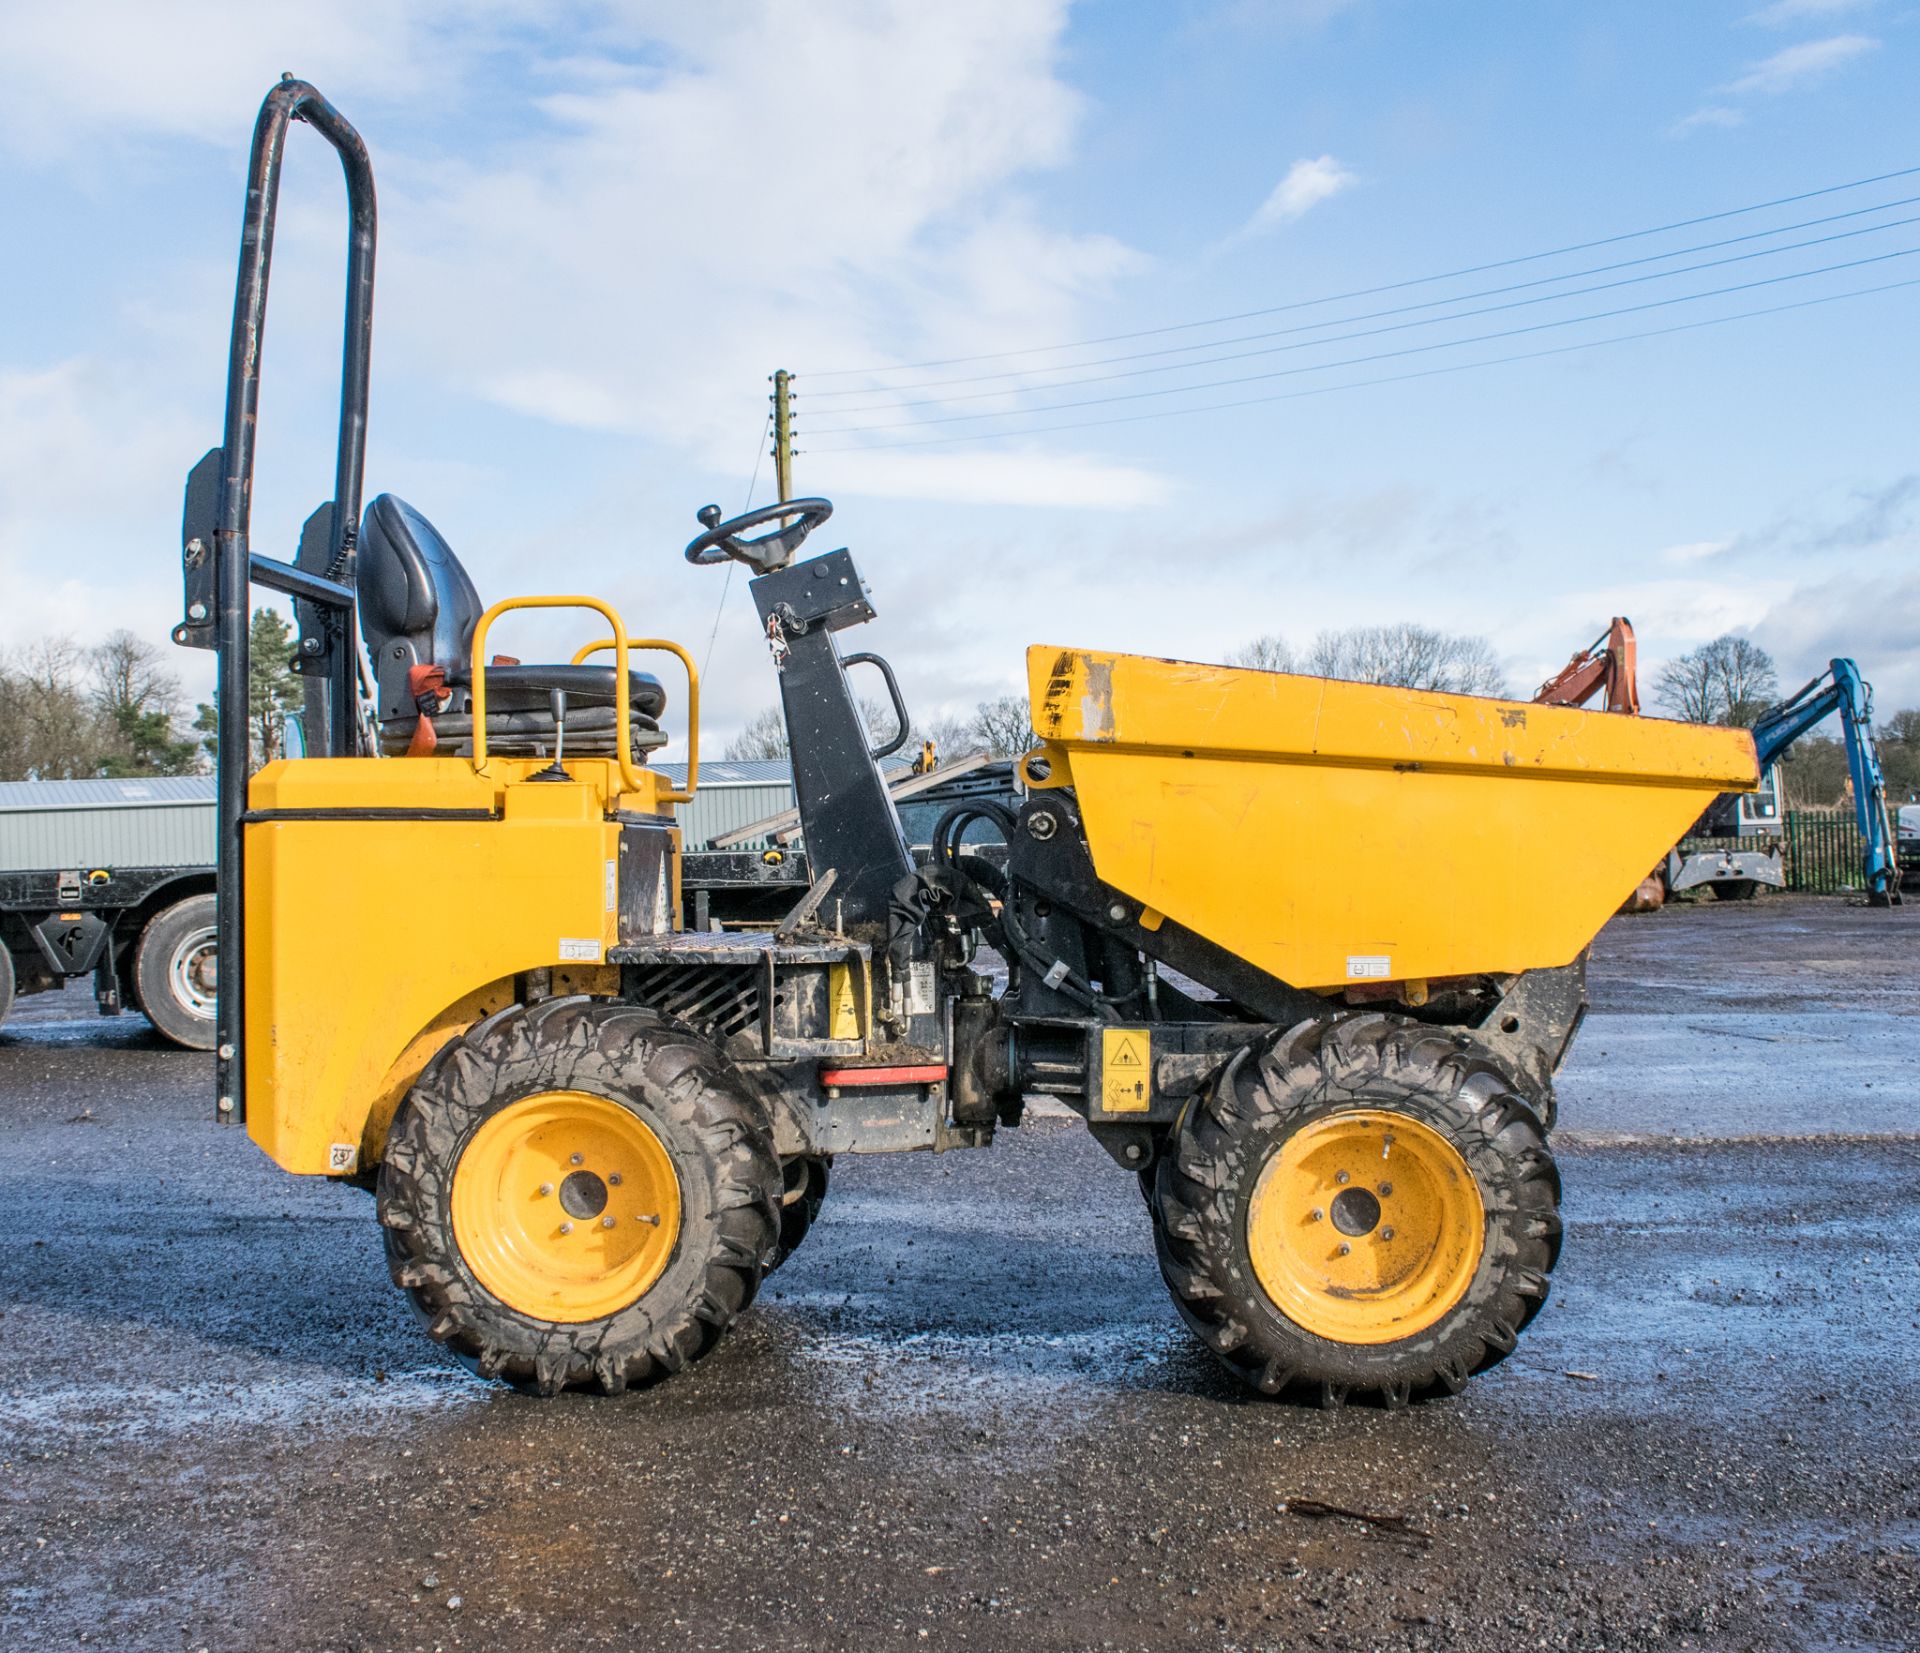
[1534, 616, 1639, 714]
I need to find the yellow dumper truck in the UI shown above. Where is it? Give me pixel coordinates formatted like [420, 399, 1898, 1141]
[177, 80, 1758, 1404]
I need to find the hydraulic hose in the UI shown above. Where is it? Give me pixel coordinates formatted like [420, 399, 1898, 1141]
[929, 799, 1113, 1016]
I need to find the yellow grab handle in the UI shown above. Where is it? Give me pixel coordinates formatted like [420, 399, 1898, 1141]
[572, 636, 701, 803]
[467, 597, 643, 795]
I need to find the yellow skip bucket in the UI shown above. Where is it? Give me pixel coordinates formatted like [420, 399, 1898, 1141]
[1027, 646, 1759, 993]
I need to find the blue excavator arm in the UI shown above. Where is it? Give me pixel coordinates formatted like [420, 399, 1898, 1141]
[1751, 659, 1902, 905]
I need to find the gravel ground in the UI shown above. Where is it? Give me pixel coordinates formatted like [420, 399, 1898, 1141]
[2, 894, 1917, 1651]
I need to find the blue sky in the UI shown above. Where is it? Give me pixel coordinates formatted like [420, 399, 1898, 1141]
[2, 0, 1915, 752]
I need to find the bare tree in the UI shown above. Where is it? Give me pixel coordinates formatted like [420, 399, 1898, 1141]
[1879, 706, 1920, 748]
[90, 631, 199, 776]
[1776, 735, 1850, 809]
[967, 694, 1036, 758]
[1654, 635, 1779, 727]
[0, 639, 100, 780]
[1874, 707, 1920, 802]
[919, 715, 981, 763]
[1228, 635, 1297, 674]
[722, 705, 790, 761]
[1654, 648, 1717, 724]
[1715, 636, 1780, 726]
[722, 696, 904, 763]
[1303, 623, 1507, 696]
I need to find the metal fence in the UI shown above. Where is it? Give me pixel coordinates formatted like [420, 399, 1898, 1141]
[1782, 809, 1870, 894]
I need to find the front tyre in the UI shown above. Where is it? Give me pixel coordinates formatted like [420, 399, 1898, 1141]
[379, 997, 781, 1395]
[1154, 1013, 1560, 1408]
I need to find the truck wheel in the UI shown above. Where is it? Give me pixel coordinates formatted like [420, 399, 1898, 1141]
[1152, 1013, 1560, 1408]
[379, 997, 781, 1395]
[133, 894, 218, 1050]
[771, 1155, 830, 1270]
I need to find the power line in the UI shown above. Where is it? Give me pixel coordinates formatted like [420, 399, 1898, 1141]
[802, 163, 1920, 380]
[804, 191, 1920, 401]
[805, 275, 1920, 452]
[699, 411, 772, 680]
[814, 210, 1920, 417]
[806, 244, 1920, 437]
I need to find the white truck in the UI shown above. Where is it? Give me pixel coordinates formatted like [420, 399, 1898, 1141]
[0, 777, 217, 1047]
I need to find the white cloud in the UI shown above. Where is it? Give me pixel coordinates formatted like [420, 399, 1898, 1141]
[1724, 33, 1879, 95]
[1544, 578, 1793, 649]
[0, 0, 1158, 543]
[1661, 539, 1735, 565]
[1672, 105, 1747, 137]
[0, 358, 210, 678]
[1237, 155, 1358, 238]
[353, 1, 1149, 508]
[1750, 573, 1920, 707]
[1673, 30, 1877, 140]
[1744, 0, 1874, 27]
[0, 0, 529, 162]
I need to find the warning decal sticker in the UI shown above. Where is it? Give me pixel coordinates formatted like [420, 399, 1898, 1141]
[1101, 1027, 1151, 1113]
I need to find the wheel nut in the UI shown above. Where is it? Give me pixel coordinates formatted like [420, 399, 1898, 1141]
[1379, 1182, 1393, 1196]
[1381, 1227, 1395, 1241]
[1337, 1243, 1351, 1256]
[602, 1216, 616, 1228]
[537, 1182, 553, 1197]
[570, 1153, 584, 1166]
[608, 1173, 623, 1187]
[1335, 1170, 1350, 1185]
[1309, 1207, 1323, 1222]
[559, 1221, 574, 1235]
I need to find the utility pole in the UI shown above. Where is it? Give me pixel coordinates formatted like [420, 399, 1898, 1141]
[770, 368, 794, 506]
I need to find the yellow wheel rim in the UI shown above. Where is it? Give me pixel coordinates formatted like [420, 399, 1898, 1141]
[1247, 1109, 1484, 1346]
[450, 1091, 683, 1324]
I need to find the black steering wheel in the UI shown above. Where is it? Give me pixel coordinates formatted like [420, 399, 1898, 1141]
[683, 497, 833, 574]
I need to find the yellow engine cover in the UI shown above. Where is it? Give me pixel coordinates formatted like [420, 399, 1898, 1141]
[1027, 646, 1758, 993]
[243, 756, 674, 1176]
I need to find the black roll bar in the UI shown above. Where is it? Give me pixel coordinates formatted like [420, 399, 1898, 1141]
[187, 77, 377, 1123]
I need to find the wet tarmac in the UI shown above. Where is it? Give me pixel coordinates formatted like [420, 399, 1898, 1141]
[2, 895, 1917, 1650]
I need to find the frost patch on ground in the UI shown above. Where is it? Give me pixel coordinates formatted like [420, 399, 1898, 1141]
[780, 1314, 1192, 1442]
[2, 1362, 486, 1444]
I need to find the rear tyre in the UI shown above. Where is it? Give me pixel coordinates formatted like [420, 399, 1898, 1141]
[133, 894, 218, 1050]
[1153, 1013, 1560, 1408]
[770, 1155, 830, 1269]
[379, 997, 781, 1396]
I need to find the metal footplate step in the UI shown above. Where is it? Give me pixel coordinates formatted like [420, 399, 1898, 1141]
[607, 929, 868, 969]
[608, 930, 872, 1062]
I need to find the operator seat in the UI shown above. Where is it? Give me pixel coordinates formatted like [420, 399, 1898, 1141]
[355, 493, 666, 760]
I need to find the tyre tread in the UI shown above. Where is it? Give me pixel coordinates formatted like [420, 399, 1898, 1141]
[1153, 1014, 1561, 1408]
[378, 997, 779, 1396]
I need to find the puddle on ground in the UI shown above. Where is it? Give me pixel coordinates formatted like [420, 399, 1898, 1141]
[0, 1018, 172, 1049]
